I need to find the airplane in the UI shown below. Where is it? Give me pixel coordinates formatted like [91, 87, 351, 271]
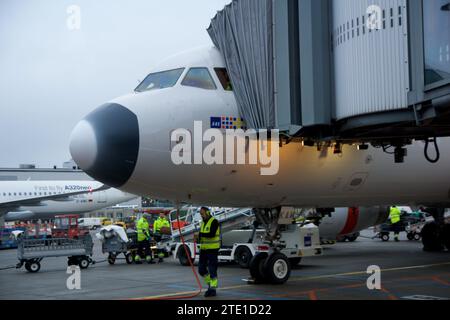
[0, 180, 137, 221]
[69, 45, 450, 283]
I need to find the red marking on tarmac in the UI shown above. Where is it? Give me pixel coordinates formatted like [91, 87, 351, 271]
[380, 287, 398, 300]
[431, 276, 450, 286]
[308, 291, 318, 300]
[339, 207, 360, 235]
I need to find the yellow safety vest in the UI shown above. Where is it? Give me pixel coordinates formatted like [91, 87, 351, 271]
[136, 218, 150, 242]
[390, 207, 401, 224]
[153, 217, 170, 233]
[200, 217, 220, 250]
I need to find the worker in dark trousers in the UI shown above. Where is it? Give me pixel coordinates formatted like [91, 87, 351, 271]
[197, 207, 220, 298]
[135, 213, 154, 264]
[389, 206, 401, 242]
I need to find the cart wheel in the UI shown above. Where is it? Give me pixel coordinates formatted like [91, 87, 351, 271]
[414, 233, 421, 241]
[79, 257, 90, 269]
[234, 246, 253, 269]
[25, 261, 41, 273]
[68, 257, 76, 266]
[249, 252, 268, 283]
[407, 232, 414, 241]
[263, 252, 291, 285]
[381, 234, 390, 242]
[177, 245, 191, 266]
[125, 253, 133, 264]
[108, 254, 116, 265]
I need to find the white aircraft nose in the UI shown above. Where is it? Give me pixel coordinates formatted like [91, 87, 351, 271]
[69, 120, 98, 170]
[69, 103, 140, 188]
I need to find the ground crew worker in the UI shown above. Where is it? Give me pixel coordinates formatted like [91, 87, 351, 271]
[197, 207, 220, 298]
[153, 212, 171, 262]
[135, 213, 154, 264]
[389, 206, 401, 242]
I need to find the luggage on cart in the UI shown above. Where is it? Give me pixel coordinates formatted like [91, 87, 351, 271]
[15, 232, 94, 273]
[97, 225, 138, 265]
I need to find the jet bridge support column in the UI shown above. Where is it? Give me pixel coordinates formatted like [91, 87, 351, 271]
[421, 207, 450, 252]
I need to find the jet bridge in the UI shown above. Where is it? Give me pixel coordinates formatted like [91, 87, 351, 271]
[208, 0, 450, 162]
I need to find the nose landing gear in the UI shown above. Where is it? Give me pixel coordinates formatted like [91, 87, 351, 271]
[247, 207, 322, 285]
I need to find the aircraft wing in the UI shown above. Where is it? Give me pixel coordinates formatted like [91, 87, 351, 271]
[0, 184, 111, 210]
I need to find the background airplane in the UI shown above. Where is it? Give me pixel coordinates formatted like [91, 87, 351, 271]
[0, 180, 137, 221]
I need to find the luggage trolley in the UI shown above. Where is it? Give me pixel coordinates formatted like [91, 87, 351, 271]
[15, 234, 94, 273]
[97, 226, 138, 265]
[374, 219, 425, 242]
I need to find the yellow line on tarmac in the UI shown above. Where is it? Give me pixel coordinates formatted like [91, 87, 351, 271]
[129, 290, 204, 300]
[129, 261, 450, 300]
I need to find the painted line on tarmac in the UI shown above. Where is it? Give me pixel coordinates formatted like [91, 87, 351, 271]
[129, 261, 450, 300]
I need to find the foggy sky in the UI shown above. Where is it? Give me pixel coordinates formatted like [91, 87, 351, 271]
[0, 0, 230, 168]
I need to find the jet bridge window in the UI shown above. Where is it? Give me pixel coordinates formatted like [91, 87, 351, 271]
[135, 68, 185, 92]
[181, 68, 217, 90]
[423, 0, 450, 86]
[214, 68, 233, 91]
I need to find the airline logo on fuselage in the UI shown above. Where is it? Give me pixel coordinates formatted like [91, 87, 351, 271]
[210, 116, 247, 130]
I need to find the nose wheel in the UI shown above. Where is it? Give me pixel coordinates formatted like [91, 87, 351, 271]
[248, 252, 291, 285]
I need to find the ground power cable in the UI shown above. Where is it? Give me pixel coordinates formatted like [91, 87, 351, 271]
[143, 207, 203, 300]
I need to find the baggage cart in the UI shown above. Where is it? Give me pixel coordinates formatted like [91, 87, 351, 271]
[16, 235, 94, 273]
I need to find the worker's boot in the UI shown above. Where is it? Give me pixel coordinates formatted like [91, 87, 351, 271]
[394, 234, 400, 242]
[158, 253, 164, 263]
[205, 278, 218, 297]
[204, 288, 217, 298]
[134, 256, 142, 264]
[146, 256, 155, 264]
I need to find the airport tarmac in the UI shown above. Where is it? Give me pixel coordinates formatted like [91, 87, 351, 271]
[0, 229, 449, 300]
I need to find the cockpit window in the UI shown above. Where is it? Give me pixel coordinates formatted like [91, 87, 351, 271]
[181, 68, 217, 90]
[135, 68, 185, 92]
[214, 68, 233, 91]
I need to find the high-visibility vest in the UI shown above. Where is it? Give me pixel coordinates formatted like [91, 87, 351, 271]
[153, 217, 170, 233]
[136, 218, 150, 242]
[200, 217, 220, 250]
[390, 207, 401, 224]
